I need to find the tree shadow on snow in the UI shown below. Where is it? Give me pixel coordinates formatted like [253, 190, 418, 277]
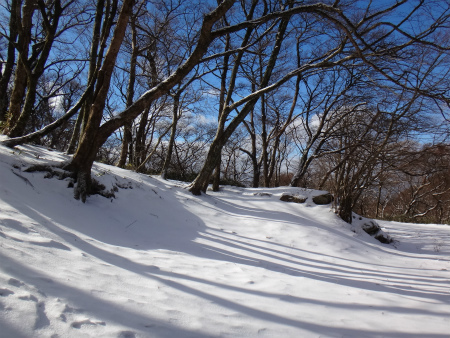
[1, 173, 449, 338]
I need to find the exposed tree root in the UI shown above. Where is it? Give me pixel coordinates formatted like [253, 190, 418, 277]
[22, 163, 118, 201]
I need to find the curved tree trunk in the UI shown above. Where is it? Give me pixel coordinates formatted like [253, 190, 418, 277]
[8, 0, 63, 137]
[4, 0, 36, 133]
[189, 133, 228, 195]
[189, 12, 291, 195]
[68, 0, 133, 202]
[66, 0, 235, 201]
[6, 61, 28, 132]
[8, 76, 38, 137]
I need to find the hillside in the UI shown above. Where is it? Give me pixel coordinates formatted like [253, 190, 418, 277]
[0, 142, 449, 338]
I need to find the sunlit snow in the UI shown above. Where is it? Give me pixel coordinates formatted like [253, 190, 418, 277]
[0, 141, 449, 338]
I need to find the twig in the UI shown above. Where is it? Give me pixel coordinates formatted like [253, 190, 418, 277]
[11, 169, 35, 190]
[126, 220, 137, 228]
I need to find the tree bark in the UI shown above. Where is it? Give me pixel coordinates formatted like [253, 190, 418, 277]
[261, 94, 269, 187]
[4, 0, 36, 132]
[0, 0, 20, 122]
[338, 195, 353, 224]
[118, 13, 138, 168]
[134, 107, 149, 167]
[161, 92, 180, 178]
[67, 0, 133, 202]
[67, 0, 112, 154]
[8, 0, 63, 137]
[212, 25, 231, 191]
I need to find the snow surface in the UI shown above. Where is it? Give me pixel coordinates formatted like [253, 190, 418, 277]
[0, 141, 449, 338]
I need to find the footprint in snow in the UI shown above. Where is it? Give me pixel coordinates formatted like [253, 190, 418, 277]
[62, 304, 84, 314]
[8, 278, 25, 287]
[0, 218, 30, 233]
[118, 331, 136, 338]
[71, 318, 106, 329]
[0, 288, 14, 297]
[34, 301, 50, 330]
[18, 294, 38, 302]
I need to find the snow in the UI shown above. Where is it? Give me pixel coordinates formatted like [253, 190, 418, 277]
[0, 142, 449, 338]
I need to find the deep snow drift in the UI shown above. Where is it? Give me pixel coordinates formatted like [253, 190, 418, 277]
[0, 142, 449, 338]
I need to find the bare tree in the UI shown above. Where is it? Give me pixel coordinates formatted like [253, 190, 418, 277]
[67, 0, 134, 202]
[4, 0, 91, 138]
[188, 0, 293, 194]
[2, 0, 450, 210]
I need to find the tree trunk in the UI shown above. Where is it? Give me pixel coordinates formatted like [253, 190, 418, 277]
[261, 94, 270, 187]
[66, 112, 83, 153]
[268, 135, 280, 185]
[189, 133, 229, 195]
[212, 28, 231, 191]
[189, 13, 291, 195]
[118, 10, 138, 168]
[290, 150, 311, 187]
[134, 107, 149, 167]
[67, 0, 109, 154]
[4, 0, 36, 132]
[0, 0, 20, 122]
[68, 0, 133, 202]
[338, 195, 353, 224]
[8, 76, 38, 137]
[8, 0, 63, 137]
[161, 93, 180, 178]
[64, 0, 234, 199]
[6, 61, 28, 132]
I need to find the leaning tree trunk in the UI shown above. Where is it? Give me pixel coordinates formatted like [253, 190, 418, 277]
[66, 0, 235, 201]
[67, 0, 133, 202]
[67, 0, 112, 154]
[4, 0, 36, 133]
[189, 12, 291, 195]
[5, 61, 28, 133]
[189, 132, 229, 195]
[8, 76, 38, 137]
[8, 0, 63, 137]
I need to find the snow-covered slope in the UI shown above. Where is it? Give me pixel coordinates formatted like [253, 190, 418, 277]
[0, 142, 449, 338]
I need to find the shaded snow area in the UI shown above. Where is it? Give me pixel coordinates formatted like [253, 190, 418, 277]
[0, 143, 449, 338]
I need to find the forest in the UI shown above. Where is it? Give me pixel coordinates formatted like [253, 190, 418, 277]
[1, 0, 450, 224]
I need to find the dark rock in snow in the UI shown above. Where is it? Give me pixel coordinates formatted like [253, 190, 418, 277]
[361, 220, 380, 236]
[374, 231, 393, 244]
[361, 220, 393, 244]
[280, 193, 307, 204]
[312, 193, 334, 205]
